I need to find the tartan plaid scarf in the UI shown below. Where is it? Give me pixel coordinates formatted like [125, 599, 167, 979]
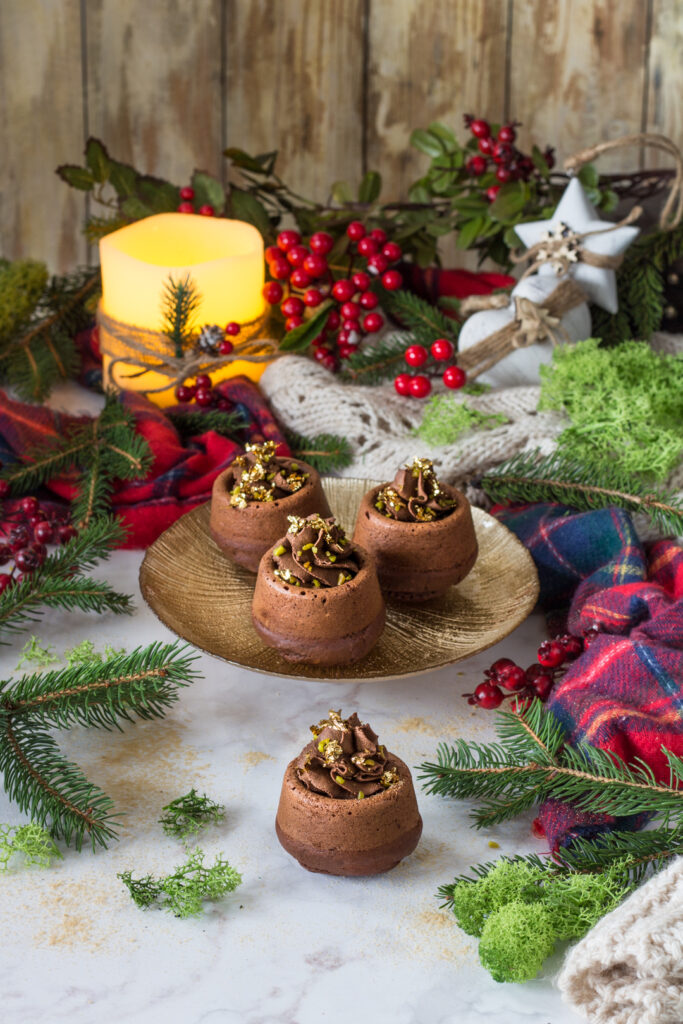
[499, 503, 683, 851]
[0, 329, 288, 548]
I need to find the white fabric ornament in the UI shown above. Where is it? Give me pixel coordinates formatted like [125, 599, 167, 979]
[514, 176, 640, 313]
[458, 274, 592, 387]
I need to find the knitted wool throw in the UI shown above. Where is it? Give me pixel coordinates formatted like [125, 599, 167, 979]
[558, 857, 683, 1024]
[259, 332, 683, 541]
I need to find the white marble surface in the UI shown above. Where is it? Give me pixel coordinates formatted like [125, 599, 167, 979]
[0, 550, 586, 1024]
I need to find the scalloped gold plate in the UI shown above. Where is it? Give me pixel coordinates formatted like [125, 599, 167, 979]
[139, 477, 539, 682]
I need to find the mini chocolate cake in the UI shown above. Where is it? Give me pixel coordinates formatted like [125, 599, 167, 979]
[276, 710, 422, 876]
[251, 514, 385, 665]
[210, 441, 331, 571]
[352, 457, 478, 602]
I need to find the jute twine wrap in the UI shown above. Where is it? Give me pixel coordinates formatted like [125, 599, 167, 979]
[458, 278, 586, 380]
[456, 131, 683, 379]
[97, 305, 278, 396]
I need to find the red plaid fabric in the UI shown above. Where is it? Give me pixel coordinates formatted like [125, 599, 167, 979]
[0, 368, 288, 549]
[500, 503, 683, 851]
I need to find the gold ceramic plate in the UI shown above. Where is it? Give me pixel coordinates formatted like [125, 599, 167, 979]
[139, 477, 539, 682]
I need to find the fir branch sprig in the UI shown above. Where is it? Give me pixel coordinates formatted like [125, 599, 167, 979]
[379, 287, 460, 347]
[419, 699, 683, 829]
[161, 274, 201, 359]
[0, 393, 152, 528]
[0, 266, 99, 401]
[0, 641, 200, 850]
[0, 517, 132, 639]
[340, 334, 411, 385]
[1, 641, 200, 731]
[167, 408, 247, 443]
[481, 449, 683, 535]
[284, 430, 354, 472]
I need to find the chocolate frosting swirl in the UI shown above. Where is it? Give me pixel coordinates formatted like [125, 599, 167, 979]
[229, 441, 308, 508]
[296, 710, 400, 800]
[272, 514, 360, 589]
[375, 457, 455, 522]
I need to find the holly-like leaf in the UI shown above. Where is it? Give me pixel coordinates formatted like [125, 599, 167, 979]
[56, 165, 95, 191]
[578, 164, 599, 189]
[191, 171, 226, 215]
[121, 196, 152, 220]
[410, 129, 445, 158]
[358, 171, 382, 204]
[279, 301, 332, 352]
[109, 161, 139, 198]
[138, 177, 181, 213]
[85, 138, 111, 184]
[488, 181, 527, 224]
[229, 188, 271, 238]
[456, 216, 486, 249]
[426, 122, 459, 153]
[330, 180, 354, 204]
[223, 147, 273, 174]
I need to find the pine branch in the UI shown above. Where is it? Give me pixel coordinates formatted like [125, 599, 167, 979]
[0, 517, 132, 639]
[0, 715, 119, 850]
[380, 287, 460, 346]
[340, 334, 410, 385]
[0, 641, 200, 731]
[161, 274, 201, 359]
[480, 449, 683, 535]
[419, 700, 683, 829]
[284, 430, 354, 472]
[167, 408, 247, 443]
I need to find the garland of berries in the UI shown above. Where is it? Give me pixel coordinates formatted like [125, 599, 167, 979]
[0, 494, 77, 596]
[465, 632, 586, 710]
[263, 223, 404, 372]
[394, 339, 467, 400]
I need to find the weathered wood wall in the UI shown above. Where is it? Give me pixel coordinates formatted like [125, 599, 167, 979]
[1, 0, 681, 271]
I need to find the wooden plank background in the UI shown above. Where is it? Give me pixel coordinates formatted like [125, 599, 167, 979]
[1, 0, 681, 271]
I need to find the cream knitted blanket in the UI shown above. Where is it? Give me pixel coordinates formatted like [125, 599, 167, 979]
[259, 332, 683, 540]
[559, 857, 683, 1024]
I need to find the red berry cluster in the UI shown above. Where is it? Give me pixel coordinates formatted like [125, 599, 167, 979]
[0, 491, 77, 594]
[262, 223, 403, 371]
[465, 633, 584, 711]
[394, 339, 466, 399]
[463, 115, 555, 203]
[177, 186, 216, 217]
[175, 371, 237, 408]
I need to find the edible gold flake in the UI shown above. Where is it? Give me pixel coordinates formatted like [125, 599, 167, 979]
[322, 739, 343, 764]
[310, 710, 349, 738]
[351, 753, 377, 768]
[381, 768, 400, 788]
[229, 441, 307, 506]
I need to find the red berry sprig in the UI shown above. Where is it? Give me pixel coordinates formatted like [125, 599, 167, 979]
[395, 338, 465, 398]
[464, 633, 585, 711]
[0, 485, 77, 594]
[462, 114, 555, 201]
[262, 223, 404, 372]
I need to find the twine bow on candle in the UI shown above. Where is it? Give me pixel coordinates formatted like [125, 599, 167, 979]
[511, 296, 565, 348]
[97, 306, 279, 397]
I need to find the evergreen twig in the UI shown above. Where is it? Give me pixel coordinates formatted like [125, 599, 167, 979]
[340, 334, 412, 385]
[0, 641, 200, 850]
[379, 287, 460, 346]
[167, 408, 247, 443]
[284, 430, 354, 472]
[480, 449, 683, 535]
[161, 274, 201, 359]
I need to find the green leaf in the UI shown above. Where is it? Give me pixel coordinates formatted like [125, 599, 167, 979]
[408, 182, 432, 203]
[121, 196, 152, 220]
[457, 216, 486, 249]
[578, 164, 599, 189]
[531, 145, 550, 180]
[452, 195, 489, 215]
[138, 178, 181, 214]
[488, 181, 527, 223]
[108, 161, 138, 198]
[426, 122, 459, 152]
[223, 147, 272, 174]
[84, 138, 111, 184]
[191, 171, 226, 215]
[56, 165, 95, 191]
[358, 170, 382, 204]
[279, 301, 332, 352]
[410, 129, 445, 158]
[229, 188, 271, 238]
[330, 180, 354, 204]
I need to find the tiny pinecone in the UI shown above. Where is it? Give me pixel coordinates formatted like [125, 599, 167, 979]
[196, 324, 225, 355]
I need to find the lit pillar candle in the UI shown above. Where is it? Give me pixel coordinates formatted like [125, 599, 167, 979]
[99, 212, 266, 407]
